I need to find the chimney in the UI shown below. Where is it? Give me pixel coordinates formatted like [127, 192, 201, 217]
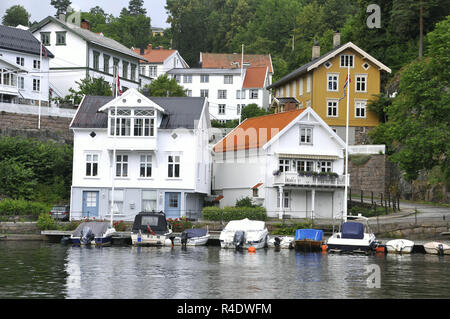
[312, 39, 320, 60]
[80, 19, 90, 30]
[147, 44, 152, 51]
[333, 32, 341, 48]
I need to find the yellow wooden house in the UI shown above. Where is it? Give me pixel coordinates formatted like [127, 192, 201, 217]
[267, 33, 391, 144]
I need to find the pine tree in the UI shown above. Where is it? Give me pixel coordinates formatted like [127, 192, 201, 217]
[50, 0, 72, 17]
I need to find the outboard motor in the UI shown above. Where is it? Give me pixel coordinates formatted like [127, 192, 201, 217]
[80, 226, 95, 245]
[181, 231, 189, 247]
[438, 244, 444, 256]
[233, 231, 245, 250]
[274, 237, 281, 248]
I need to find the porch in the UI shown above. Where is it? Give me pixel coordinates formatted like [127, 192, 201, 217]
[273, 171, 347, 188]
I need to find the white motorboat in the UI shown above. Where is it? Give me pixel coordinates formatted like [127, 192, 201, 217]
[424, 241, 450, 255]
[173, 228, 210, 246]
[267, 236, 294, 249]
[219, 218, 269, 250]
[131, 211, 173, 246]
[385, 239, 414, 254]
[326, 216, 377, 253]
[71, 221, 116, 246]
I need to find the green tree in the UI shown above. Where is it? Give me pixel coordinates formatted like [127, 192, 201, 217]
[50, 0, 72, 17]
[240, 103, 270, 122]
[144, 74, 187, 97]
[2, 5, 30, 27]
[128, 0, 147, 16]
[59, 77, 112, 105]
[0, 158, 37, 200]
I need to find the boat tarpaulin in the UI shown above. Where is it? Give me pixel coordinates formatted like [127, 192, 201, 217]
[295, 229, 323, 241]
[223, 218, 266, 232]
[183, 228, 208, 238]
[341, 222, 364, 239]
[72, 221, 110, 237]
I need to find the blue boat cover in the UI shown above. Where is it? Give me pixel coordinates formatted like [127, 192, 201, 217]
[183, 228, 207, 238]
[342, 222, 364, 239]
[295, 229, 323, 241]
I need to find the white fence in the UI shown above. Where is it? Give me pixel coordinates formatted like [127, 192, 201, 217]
[0, 102, 76, 119]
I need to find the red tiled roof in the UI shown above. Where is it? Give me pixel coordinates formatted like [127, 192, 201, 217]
[242, 67, 267, 88]
[133, 45, 175, 63]
[201, 53, 273, 73]
[213, 109, 305, 152]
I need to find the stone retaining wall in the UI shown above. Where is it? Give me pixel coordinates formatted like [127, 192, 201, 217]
[0, 222, 40, 235]
[349, 154, 391, 195]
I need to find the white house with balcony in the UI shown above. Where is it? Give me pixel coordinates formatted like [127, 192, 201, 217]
[0, 25, 53, 105]
[30, 16, 146, 100]
[212, 107, 347, 220]
[69, 88, 211, 221]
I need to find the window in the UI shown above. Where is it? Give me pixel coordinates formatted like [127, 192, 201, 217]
[324, 61, 332, 69]
[200, 89, 209, 98]
[116, 155, 128, 177]
[85, 154, 98, 177]
[224, 75, 233, 84]
[18, 76, 24, 89]
[218, 104, 226, 115]
[183, 74, 192, 83]
[362, 62, 370, 70]
[56, 31, 66, 45]
[32, 78, 40, 92]
[149, 66, 157, 77]
[142, 190, 157, 212]
[318, 161, 332, 172]
[131, 64, 136, 81]
[300, 127, 313, 144]
[340, 54, 354, 67]
[103, 55, 110, 74]
[327, 74, 339, 91]
[306, 75, 311, 93]
[200, 74, 209, 83]
[355, 100, 366, 118]
[168, 193, 179, 208]
[218, 90, 227, 99]
[110, 109, 155, 137]
[140, 66, 146, 76]
[327, 100, 338, 117]
[279, 159, 290, 172]
[250, 89, 258, 99]
[93, 51, 100, 70]
[133, 118, 154, 137]
[168, 155, 180, 178]
[16, 57, 24, 66]
[277, 191, 290, 208]
[306, 100, 311, 108]
[297, 160, 314, 172]
[299, 79, 303, 96]
[109, 190, 124, 215]
[174, 75, 181, 83]
[355, 75, 367, 92]
[41, 32, 50, 46]
[113, 58, 120, 74]
[33, 60, 40, 70]
[237, 104, 245, 115]
[140, 155, 152, 178]
[236, 89, 246, 99]
[122, 61, 128, 79]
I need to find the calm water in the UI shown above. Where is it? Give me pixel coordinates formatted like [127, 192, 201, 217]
[0, 241, 449, 299]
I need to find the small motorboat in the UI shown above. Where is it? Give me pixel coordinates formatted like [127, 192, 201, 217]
[71, 221, 116, 246]
[424, 241, 450, 255]
[385, 239, 414, 254]
[173, 228, 210, 246]
[131, 211, 173, 246]
[219, 218, 269, 250]
[267, 236, 294, 249]
[326, 216, 377, 253]
[293, 229, 324, 252]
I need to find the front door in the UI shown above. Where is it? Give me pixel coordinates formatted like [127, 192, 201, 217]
[165, 192, 181, 219]
[82, 191, 99, 218]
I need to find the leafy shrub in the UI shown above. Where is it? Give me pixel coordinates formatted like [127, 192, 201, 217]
[36, 213, 59, 230]
[0, 199, 51, 218]
[271, 221, 313, 236]
[235, 196, 256, 207]
[113, 220, 128, 232]
[202, 206, 267, 221]
[167, 217, 193, 232]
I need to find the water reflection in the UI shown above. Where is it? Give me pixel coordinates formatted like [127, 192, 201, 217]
[0, 242, 449, 299]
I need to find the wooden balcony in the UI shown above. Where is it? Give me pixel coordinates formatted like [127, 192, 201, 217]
[273, 171, 347, 188]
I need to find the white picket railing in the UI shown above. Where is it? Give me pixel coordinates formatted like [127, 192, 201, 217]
[273, 171, 347, 187]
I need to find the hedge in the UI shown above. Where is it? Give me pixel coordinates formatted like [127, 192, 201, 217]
[202, 206, 267, 221]
[0, 199, 52, 218]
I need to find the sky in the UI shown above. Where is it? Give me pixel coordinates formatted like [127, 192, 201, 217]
[0, 0, 170, 28]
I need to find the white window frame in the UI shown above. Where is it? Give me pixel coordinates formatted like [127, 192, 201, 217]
[327, 73, 339, 92]
[183, 74, 192, 83]
[200, 74, 209, 83]
[224, 75, 233, 84]
[142, 190, 157, 212]
[297, 160, 314, 172]
[306, 75, 311, 93]
[277, 190, 290, 208]
[326, 99, 339, 117]
[16, 57, 24, 66]
[139, 154, 153, 178]
[149, 66, 157, 77]
[85, 153, 99, 177]
[33, 60, 40, 70]
[18, 76, 24, 90]
[355, 100, 367, 118]
[355, 74, 368, 93]
[300, 126, 313, 144]
[340, 54, 354, 68]
[318, 161, 332, 172]
[115, 154, 128, 177]
[250, 89, 259, 99]
[218, 90, 227, 99]
[110, 109, 155, 137]
[218, 104, 226, 115]
[200, 89, 209, 98]
[32, 78, 40, 92]
[108, 189, 124, 216]
[279, 159, 290, 172]
[168, 155, 181, 178]
[299, 79, 303, 96]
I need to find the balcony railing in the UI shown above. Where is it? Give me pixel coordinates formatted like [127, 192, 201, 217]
[273, 171, 347, 188]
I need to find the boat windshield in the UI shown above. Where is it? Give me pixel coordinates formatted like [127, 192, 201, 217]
[141, 216, 160, 227]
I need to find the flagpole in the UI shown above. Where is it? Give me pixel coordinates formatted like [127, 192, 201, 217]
[110, 65, 118, 228]
[38, 41, 43, 129]
[343, 63, 350, 222]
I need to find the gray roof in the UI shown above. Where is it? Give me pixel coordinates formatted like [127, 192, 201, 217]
[0, 24, 54, 58]
[267, 45, 343, 89]
[167, 68, 243, 75]
[71, 95, 206, 130]
[30, 16, 146, 61]
[275, 97, 299, 104]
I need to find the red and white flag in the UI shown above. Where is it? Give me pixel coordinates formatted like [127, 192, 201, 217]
[115, 72, 122, 96]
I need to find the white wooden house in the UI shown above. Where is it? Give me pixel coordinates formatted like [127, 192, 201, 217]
[212, 107, 348, 220]
[69, 88, 211, 221]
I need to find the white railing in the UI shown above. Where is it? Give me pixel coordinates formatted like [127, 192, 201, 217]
[349, 145, 385, 155]
[0, 102, 76, 118]
[273, 171, 347, 187]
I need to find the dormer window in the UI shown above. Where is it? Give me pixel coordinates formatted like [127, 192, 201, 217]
[109, 108, 155, 137]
